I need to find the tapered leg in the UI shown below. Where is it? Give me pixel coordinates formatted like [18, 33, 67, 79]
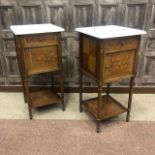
[59, 70, 65, 111]
[126, 77, 134, 122]
[21, 76, 27, 103]
[28, 106, 33, 120]
[96, 119, 100, 133]
[14, 37, 27, 103]
[97, 83, 102, 133]
[79, 71, 83, 112]
[24, 78, 33, 120]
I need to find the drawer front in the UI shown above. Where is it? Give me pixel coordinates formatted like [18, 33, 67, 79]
[24, 46, 59, 75]
[103, 50, 135, 82]
[105, 37, 138, 53]
[23, 34, 58, 48]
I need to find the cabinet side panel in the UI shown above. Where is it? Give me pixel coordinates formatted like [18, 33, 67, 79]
[81, 36, 97, 77]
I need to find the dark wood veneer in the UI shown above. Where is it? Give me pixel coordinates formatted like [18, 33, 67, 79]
[79, 33, 141, 132]
[13, 32, 65, 119]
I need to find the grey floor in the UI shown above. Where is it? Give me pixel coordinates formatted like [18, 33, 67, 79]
[0, 93, 155, 121]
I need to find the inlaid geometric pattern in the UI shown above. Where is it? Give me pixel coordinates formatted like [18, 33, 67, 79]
[110, 55, 130, 70]
[104, 50, 136, 82]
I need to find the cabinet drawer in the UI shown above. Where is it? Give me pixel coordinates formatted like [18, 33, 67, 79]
[23, 34, 58, 48]
[105, 37, 138, 53]
[24, 46, 59, 75]
[103, 50, 135, 82]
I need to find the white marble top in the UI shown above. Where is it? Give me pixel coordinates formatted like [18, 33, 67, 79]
[75, 25, 146, 39]
[10, 23, 64, 35]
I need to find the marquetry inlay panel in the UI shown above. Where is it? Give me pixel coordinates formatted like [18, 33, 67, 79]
[103, 50, 135, 82]
[24, 46, 59, 75]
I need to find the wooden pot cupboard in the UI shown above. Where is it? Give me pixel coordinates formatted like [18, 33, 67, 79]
[76, 25, 146, 133]
[10, 24, 65, 119]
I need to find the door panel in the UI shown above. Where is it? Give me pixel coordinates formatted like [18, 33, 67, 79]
[0, 0, 20, 85]
[96, 0, 123, 25]
[19, 0, 43, 24]
[124, 0, 147, 29]
[141, 0, 155, 85]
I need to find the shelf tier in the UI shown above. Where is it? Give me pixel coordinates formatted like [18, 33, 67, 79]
[30, 89, 62, 108]
[83, 95, 127, 120]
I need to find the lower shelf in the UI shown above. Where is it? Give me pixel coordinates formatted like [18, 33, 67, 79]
[83, 95, 127, 120]
[30, 89, 62, 108]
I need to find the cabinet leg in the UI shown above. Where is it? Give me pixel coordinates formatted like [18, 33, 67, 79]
[23, 78, 33, 119]
[21, 76, 27, 103]
[96, 119, 100, 133]
[97, 83, 102, 132]
[79, 71, 83, 112]
[59, 71, 65, 111]
[22, 91, 27, 103]
[28, 106, 33, 120]
[23, 94, 27, 103]
[14, 37, 27, 103]
[62, 98, 65, 111]
[126, 77, 134, 122]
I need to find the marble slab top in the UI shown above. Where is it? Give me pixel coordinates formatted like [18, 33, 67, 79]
[10, 23, 64, 35]
[75, 25, 146, 39]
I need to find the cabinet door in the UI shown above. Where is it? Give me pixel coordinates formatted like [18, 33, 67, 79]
[103, 50, 136, 82]
[24, 45, 59, 75]
[103, 36, 140, 83]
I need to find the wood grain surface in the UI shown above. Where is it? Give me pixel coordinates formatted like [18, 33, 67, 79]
[0, 0, 152, 87]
